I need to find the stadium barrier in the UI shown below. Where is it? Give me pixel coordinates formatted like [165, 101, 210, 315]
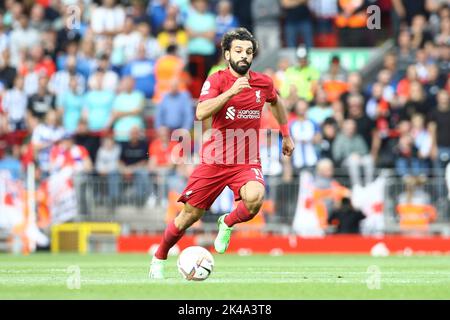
[1, 166, 449, 255]
[72, 170, 449, 235]
[117, 234, 450, 255]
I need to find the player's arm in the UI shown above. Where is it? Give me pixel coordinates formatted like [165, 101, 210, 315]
[196, 77, 251, 121]
[270, 96, 294, 156]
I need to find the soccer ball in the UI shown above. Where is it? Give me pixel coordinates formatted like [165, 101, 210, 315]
[177, 246, 214, 281]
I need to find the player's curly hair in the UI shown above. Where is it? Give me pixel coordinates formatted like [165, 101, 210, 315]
[221, 27, 258, 58]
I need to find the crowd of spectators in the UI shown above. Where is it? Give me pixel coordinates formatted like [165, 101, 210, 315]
[268, 0, 450, 189]
[0, 0, 448, 212]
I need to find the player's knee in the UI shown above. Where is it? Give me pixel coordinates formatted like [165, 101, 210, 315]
[242, 185, 265, 215]
[246, 201, 263, 215]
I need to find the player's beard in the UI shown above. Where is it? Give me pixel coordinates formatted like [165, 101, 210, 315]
[229, 58, 251, 75]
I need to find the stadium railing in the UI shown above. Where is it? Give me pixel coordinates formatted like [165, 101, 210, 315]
[71, 169, 450, 235]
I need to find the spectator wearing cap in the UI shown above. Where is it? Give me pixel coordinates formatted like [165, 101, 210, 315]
[281, 0, 313, 49]
[88, 53, 119, 92]
[122, 42, 156, 99]
[2, 75, 27, 132]
[280, 46, 320, 102]
[57, 75, 85, 135]
[321, 55, 348, 103]
[155, 77, 194, 131]
[110, 76, 145, 143]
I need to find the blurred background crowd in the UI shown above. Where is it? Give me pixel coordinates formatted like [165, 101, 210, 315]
[0, 0, 449, 233]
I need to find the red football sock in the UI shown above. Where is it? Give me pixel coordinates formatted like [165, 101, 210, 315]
[224, 201, 254, 227]
[154, 221, 185, 260]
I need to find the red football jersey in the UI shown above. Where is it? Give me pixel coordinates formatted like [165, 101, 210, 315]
[198, 68, 277, 166]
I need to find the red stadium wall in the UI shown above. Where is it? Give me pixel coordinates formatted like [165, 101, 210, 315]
[117, 235, 450, 254]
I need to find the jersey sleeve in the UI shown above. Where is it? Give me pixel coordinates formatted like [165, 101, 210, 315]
[198, 72, 221, 103]
[266, 76, 278, 104]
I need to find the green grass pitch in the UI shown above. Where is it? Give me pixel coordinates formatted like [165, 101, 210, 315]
[0, 253, 449, 299]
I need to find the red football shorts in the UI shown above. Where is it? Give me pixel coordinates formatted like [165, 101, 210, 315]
[177, 164, 265, 210]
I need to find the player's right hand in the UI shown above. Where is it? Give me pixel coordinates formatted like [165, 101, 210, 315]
[229, 77, 251, 96]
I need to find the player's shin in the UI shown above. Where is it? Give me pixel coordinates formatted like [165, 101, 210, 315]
[224, 201, 255, 227]
[154, 221, 185, 260]
[150, 220, 185, 279]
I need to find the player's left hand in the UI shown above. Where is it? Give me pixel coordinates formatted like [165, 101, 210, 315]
[282, 136, 294, 157]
